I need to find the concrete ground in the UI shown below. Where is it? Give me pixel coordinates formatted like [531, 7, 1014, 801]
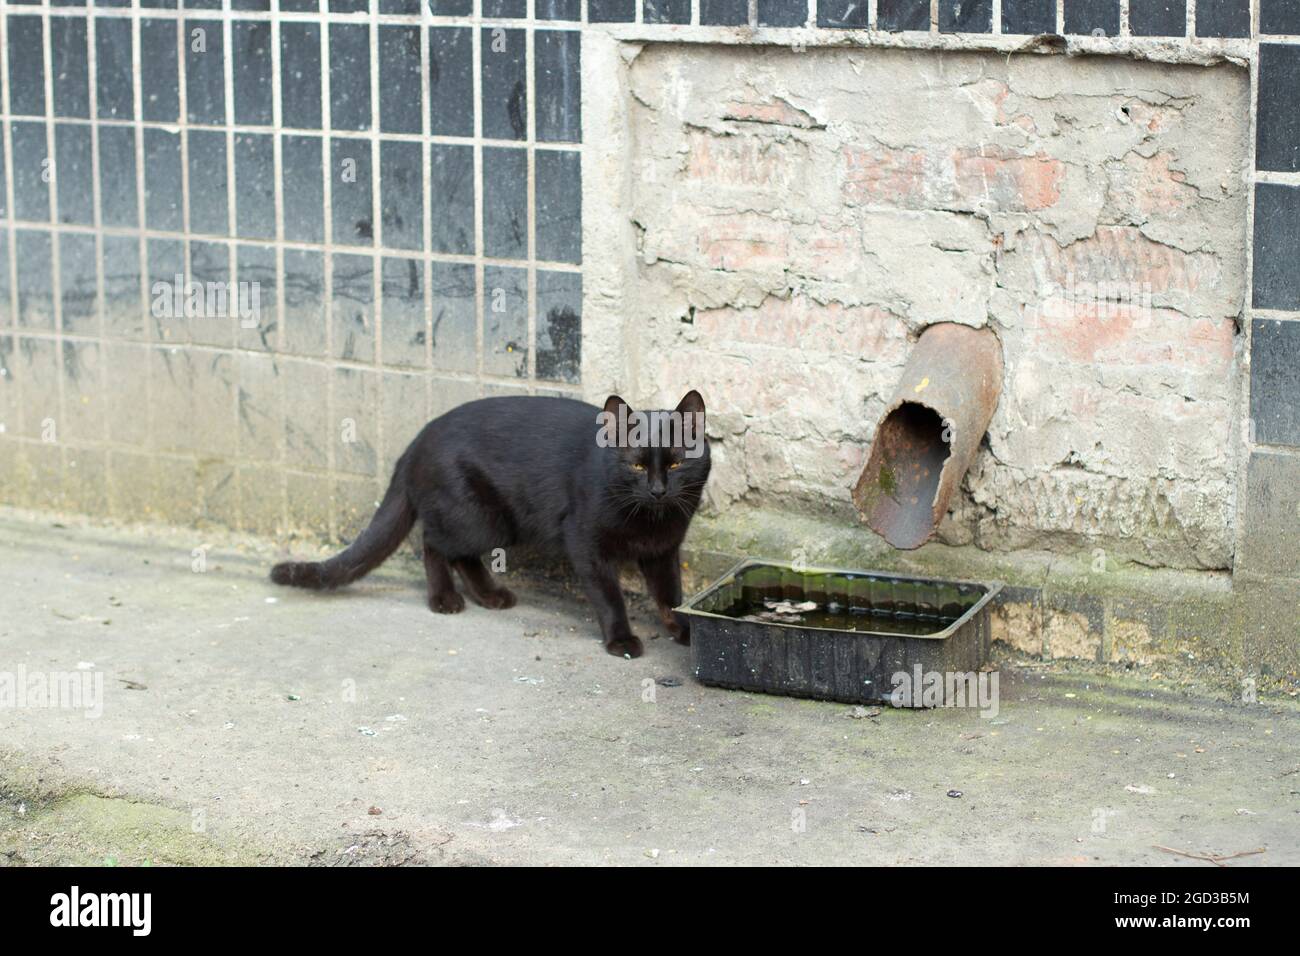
[1, 508, 1297, 866]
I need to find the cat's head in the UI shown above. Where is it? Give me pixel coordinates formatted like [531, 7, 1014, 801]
[599, 390, 711, 509]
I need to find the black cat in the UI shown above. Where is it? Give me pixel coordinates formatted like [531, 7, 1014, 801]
[270, 391, 710, 658]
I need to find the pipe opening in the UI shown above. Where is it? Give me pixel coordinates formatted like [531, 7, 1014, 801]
[861, 402, 951, 549]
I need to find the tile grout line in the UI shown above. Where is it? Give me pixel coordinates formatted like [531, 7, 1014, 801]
[42, 7, 69, 492]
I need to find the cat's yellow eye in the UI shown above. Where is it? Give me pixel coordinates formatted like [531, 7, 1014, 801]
[632, 462, 646, 471]
[668, 461, 682, 470]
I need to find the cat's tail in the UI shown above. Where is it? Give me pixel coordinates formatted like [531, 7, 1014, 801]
[270, 467, 415, 591]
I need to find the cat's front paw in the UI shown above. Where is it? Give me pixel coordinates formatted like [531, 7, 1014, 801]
[604, 633, 644, 659]
[668, 613, 691, 646]
[429, 590, 466, 614]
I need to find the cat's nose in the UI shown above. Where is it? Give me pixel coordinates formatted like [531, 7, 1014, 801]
[649, 482, 667, 498]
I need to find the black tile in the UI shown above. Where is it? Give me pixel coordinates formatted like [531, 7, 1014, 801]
[55, 123, 95, 226]
[646, 0, 692, 23]
[483, 265, 527, 378]
[235, 133, 276, 240]
[1251, 319, 1300, 447]
[1001, 0, 1055, 33]
[141, 0, 179, 7]
[483, 147, 527, 260]
[330, 23, 372, 132]
[330, 0, 369, 10]
[96, 0, 133, 6]
[60, 233, 97, 336]
[332, 253, 375, 362]
[1262, 0, 1300, 34]
[536, 270, 580, 384]
[379, 25, 423, 135]
[282, 135, 324, 243]
[429, 261, 476, 373]
[939, 0, 992, 33]
[758, 0, 806, 26]
[282, 248, 326, 357]
[1253, 182, 1300, 311]
[185, 0, 224, 8]
[1064, 0, 1119, 35]
[536, 149, 580, 264]
[51, 17, 90, 118]
[141, 20, 180, 122]
[535, 31, 580, 144]
[537, 0, 581, 19]
[233, 20, 274, 126]
[234, 0, 272, 9]
[427, 0, 472, 13]
[380, 0, 422, 11]
[185, 20, 226, 125]
[588, 0, 636, 22]
[331, 137, 374, 246]
[0, 149, 7, 219]
[481, 28, 526, 141]
[429, 143, 474, 255]
[1195, 0, 1249, 37]
[1129, 0, 1186, 36]
[143, 128, 183, 232]
[98, 126, 138, 229]
[381, 257, 426, 368]
[700, 0, 750, 23]
[187, 129, 229, 236]
[16, 230, 55, 330]
[430, 27, 474, 138]
[817, 0, 868, 28]
[379, 140, 423, 251]
[279, 0, 320, 8]
[1256, 44, 1300, 173]
[483, 0, 526, 15]
[10, 123, 50, 222]
[8, 16, 46, 117]
[280, 23, 322, 130]
[236, 244, 276, 347]
[878, 0, 929, 31]
[95, 17, 135, 120]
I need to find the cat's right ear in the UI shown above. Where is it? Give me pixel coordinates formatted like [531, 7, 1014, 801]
[603, 394, 632, 419]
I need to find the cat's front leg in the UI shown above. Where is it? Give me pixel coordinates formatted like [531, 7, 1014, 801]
[565, 532, 642, 658]
[638, 550, 689, 645]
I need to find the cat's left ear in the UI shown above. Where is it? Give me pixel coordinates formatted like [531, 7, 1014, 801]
[676, 390, 705, 421]
[603, 394, 632, 419]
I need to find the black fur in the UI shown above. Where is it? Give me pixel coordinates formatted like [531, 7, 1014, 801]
[270, 391, 711, 658]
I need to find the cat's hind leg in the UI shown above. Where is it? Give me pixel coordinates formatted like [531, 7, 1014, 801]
[423, 544, 465, 614]
[451, 556, 517, 610]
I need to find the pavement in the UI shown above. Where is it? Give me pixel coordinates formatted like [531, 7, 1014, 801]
[1, 508, 1297, 866]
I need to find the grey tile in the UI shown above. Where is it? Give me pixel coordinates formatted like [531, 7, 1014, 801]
[59, 232, 98, 336]
[329, 23, 371, 132]
[185, 19, 226, 125]
[280, 22, 322, 130]
[480, 27, 526, 141]
[429, 27, 473, 138]
[11, 122, 51, 223]
[536, 270, 580, 384]
[1250, 319, 1300, 448]
[757, 0, 806, 27]
[483, 265, 527, 378]
[1257, 45, 1300, 174]
[331, 137, 374, 246]
[51, 17, 90, 118]
[1195, 0, 1249, 37]
[381, 256, 426, 368]
[1262, 0, 1300, 33]
[233, 20, 274, 126]
[187, 129, 230, 236]
[236, 244, 277, 350]
[429, 261, 476, 373]
[144, 128, 184, 233]
[379, 140, 423, 251]
[95, 17, 136, 120]
[537, 0, 581, 19]
[235, 133, 276, 240]
[1253, 183, 1300, 311]
[283, 248, 326, 357]
[99, 126, 138, 229]
[332, 253, 375, 362]
[1129, 0, 1186, 36]
[379, 25, 422, 135]
[483, 146, 527, 260]
[483, 0, 526, 15]
[939, 0, 992, 32]
[55, 123, 95, 226]
[7, 16, 45, 117]
[429, 143, 474, 256]
[282, 135, 324, 243]
[1239, 451, 1300, 578]
[878, 0, 930, 31]
[102, 235, 145, 340]
[535, 30, 580, 144]
[645, 0, 692, 23]
[1001, 0, 1055, 33]
[536, 149, 580, 264]
[1064, 0, 1119, 35]
[141, 20, 180, 122]
[15, 230, 55, 330]
[703, 0, 749, 24]
[588, 0, 635, 21]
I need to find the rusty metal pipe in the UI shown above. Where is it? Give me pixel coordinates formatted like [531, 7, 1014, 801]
[852, 323, 1003, 550]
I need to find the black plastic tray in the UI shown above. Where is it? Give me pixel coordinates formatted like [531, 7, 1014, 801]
[680, 559, 1001, 706]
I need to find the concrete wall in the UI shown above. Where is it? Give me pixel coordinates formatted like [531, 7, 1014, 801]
[601, 44, 1249, 570]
